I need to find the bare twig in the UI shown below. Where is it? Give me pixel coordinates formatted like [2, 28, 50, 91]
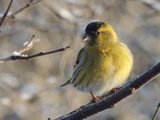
[152, 102, 160, 120]
[0, 0, 13, 28]
[0, 34, 70, 63]
[51, 62, 160, 120]
[0, 0, 43, 26]
[0, 46, 70, 63]
[15, 46, 70, 60]
[10, 0, 44, 18]
[18, 34, 36, 54]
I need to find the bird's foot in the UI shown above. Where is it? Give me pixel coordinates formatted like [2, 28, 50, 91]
[110, 87, 121, 94]
[90, 92, 100, 103]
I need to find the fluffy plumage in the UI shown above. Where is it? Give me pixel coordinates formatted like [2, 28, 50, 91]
[61, 21, 133, 101]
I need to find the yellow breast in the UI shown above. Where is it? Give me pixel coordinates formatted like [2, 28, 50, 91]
[84, 42, 133, 94]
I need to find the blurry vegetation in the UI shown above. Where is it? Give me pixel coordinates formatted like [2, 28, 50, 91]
[0, 0, 160, 120]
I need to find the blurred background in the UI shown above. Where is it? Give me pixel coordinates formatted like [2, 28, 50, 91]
[0, 0, 160, 120]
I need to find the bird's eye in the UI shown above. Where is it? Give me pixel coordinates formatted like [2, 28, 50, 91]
[96, 32, 100, 35]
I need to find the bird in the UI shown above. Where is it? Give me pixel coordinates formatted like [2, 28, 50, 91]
[60, 21, 133, 102]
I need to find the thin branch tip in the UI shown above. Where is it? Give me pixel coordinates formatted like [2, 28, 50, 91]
[64, 46, 71, 49]
[9, 0, 43, 18]
[152, 102, 160, 120]
[0, 0, 13, 27]
[0, 45, 71, 63]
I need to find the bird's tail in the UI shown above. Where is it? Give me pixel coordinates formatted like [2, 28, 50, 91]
[60, 79, 71, 87]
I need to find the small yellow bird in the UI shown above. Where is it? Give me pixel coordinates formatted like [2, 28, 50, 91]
[61, 21, 133, 102]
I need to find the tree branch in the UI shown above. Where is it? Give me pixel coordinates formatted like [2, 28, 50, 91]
[10, 0, 44, 18]
[13, 46, 70, 60]
[0, 34, 70, 63]
[0, 46, 70, 63]
[0, 0, 43, 29]
[152, 102, 160, 120]
[51, 62, 160, 120]
[0, 0, 13, 28]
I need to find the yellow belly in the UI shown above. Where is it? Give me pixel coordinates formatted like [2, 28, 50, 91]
[72, 42, 133, 95]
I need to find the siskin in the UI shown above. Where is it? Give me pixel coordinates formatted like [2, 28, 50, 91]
[61, 21, 133, 102]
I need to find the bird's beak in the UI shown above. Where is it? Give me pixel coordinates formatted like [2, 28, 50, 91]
[83, 36, 91, 42]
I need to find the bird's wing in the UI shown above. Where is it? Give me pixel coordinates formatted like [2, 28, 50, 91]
[74, 48, 84, 68]
[60, 48, 85, 87]
[60, 78, 71, 87]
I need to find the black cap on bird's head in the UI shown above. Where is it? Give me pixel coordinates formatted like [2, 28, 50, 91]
[85, 21, 105, 35]
[83, 21, 105, 45]
[84, 21, 117, 45]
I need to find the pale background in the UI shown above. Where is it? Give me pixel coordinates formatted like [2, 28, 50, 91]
[0, 0, 160, 120]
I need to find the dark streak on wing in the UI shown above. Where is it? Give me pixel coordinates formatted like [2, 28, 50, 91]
[74, 48, 84, 68]
[72, 48, 85, 83]
[74, 71, 87, 87]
